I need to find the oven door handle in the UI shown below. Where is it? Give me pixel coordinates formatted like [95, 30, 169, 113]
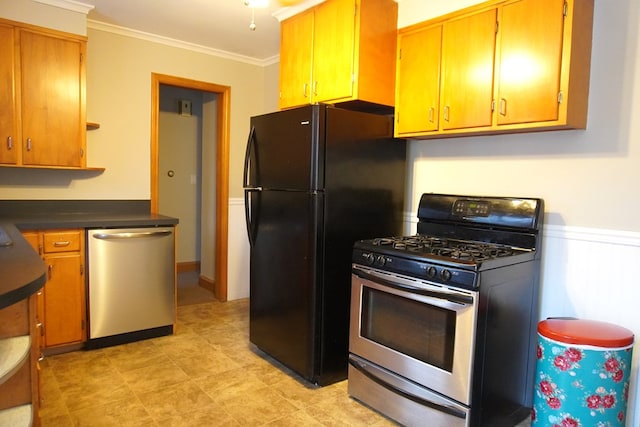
[348, 357, 467, 420]
[352, 268, 474, 305]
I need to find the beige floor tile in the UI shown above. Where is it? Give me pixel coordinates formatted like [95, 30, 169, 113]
[219, 387, 300, 425]
[39, 298, 396, 427]
[136, 380, 216, 421]
[68, 397, 154, 427]
[119, 359, 190, 395]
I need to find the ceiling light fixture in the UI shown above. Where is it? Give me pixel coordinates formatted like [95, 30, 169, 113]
[244, 0, 269, 7]
[244, 0, 268, 31]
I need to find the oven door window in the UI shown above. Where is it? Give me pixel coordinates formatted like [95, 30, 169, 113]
[361, 286, 456, 372]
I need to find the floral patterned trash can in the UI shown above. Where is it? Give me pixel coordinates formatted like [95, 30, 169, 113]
[532, 318, 634, 427]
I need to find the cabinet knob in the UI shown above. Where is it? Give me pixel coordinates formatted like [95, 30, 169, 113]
[6, 136, 12, 150]
[26, 137, 32, 151]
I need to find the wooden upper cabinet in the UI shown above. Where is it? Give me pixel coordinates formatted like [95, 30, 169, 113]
[440, 9, 497, 131]
[0, 18, 87, 169]
[0, 24, 18, 165]
[495, 0, 565, 125]
[394, 0, 594, 139]
[279, 0, 397, 110]
[279, 9, 313, 109]
[20, 30, 85, 167]
[395, 25, 442, 135]
[312, 0, 356, 103]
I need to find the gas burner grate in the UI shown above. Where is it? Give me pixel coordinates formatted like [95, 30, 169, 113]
[371, 235, 522, 262]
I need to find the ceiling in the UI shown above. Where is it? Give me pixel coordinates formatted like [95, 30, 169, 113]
[78, 0, 322, 63]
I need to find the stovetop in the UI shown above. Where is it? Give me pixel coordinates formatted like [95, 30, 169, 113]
[367, 235, 527, 263]
[352, 234, 537, 290]
[351, 194, 543, 289]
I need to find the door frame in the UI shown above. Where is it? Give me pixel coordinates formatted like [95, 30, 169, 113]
[150, 73, 230, 302]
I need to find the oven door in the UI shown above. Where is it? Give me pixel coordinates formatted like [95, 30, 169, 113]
[349, 265, 478, 406]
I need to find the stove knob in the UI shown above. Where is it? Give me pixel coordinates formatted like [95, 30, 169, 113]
[363, 253, 375, 265]
[375, 255, 386, 267]
[426, 266, 437, 278]
[441, 269, 452, 281]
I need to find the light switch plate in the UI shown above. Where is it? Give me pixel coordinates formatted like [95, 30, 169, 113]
[179, 99, 192, 116]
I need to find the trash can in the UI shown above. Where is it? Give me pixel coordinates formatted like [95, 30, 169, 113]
[532, 318, 634, 426]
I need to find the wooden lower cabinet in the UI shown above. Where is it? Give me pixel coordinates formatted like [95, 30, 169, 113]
[22, 229, 86, 350]
[0, 295, 41, 426]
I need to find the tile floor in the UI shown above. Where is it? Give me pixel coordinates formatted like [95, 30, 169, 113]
[39, 297, 398, 426]
[39, 277, 532, 426]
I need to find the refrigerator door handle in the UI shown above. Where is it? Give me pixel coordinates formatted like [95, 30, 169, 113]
[244, 188, 260, 247]
[243, 126, 256, 188]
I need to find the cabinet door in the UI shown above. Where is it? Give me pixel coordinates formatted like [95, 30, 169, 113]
[43, 252, 85, 347]
[279, 10, 314, 109]
[396, 25, 442, 135]
[441, 9, 497, 130]
[312, 0, 356, 103]
[20, 30, 83, 167]
[496, 0, 565, 125]
[0, 24, 18, 165]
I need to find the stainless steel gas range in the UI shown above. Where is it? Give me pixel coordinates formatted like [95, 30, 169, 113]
[348, 193, 544, 427]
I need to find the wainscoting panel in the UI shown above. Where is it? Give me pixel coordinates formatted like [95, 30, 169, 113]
[227, 198, 250, 300]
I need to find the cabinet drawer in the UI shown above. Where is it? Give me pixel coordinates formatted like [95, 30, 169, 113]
[43, 231, 81, 253]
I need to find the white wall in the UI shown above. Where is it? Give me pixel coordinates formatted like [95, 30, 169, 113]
[399, 0, 640, 425]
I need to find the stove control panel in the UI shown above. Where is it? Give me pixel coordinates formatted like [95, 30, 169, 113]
[452, 199, 490, 217]
[353, 249, 477, 289]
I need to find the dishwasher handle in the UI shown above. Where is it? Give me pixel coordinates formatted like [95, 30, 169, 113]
[92, 230, 172, 240]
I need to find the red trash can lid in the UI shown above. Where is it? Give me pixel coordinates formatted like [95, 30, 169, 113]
[538, 318, 634, 347]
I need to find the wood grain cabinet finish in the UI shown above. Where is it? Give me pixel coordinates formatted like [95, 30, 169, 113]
[279, 0, 398, 110]
[440, 8, 497, 131]
[394, 25, 442, 134]
[0, 23, 18, 165]
[22, 230, 86, 350]
[394, 0, 594, 139]
[0, 295, 41, 426]
[0, 18, 87, 168]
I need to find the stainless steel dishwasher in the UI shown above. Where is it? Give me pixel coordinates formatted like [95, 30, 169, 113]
[86, 226, 175, 347]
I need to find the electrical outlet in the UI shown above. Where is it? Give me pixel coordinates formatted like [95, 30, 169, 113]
[179, 99, 192, 116]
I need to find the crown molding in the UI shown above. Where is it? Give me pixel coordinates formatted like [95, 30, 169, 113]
[33, 0, 94, 14]
[87, 20, 279, 67]
[272, 0, 324, 22]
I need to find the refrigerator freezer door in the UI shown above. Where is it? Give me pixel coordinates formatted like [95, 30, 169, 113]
[249, 190, 323, 383]
[245, 105, 324, 191]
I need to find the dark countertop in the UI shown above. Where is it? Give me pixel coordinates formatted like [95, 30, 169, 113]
[0, 200, 179, 309]
[0, 222, 46, 310]
[9, 211, 178, 230]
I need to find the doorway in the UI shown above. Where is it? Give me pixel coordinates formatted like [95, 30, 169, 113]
[150, 73, 230, 302]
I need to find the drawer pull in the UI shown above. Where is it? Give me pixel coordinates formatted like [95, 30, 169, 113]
[53, 241, 71, 247]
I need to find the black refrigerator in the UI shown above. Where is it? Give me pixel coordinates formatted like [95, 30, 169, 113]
[243, 104, 406, 386]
